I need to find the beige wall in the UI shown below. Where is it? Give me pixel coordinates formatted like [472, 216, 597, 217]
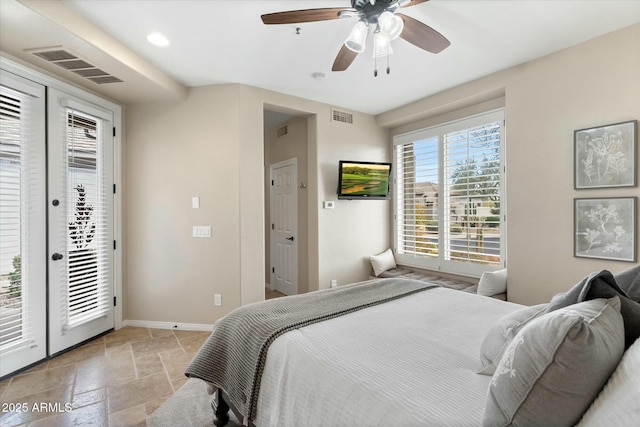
[317, 113, 391, 287]
[264, 116, 310, 294]
[379, 23, 640, 305]
[124, 85, 390, 324]
[125, 85, 242, 324]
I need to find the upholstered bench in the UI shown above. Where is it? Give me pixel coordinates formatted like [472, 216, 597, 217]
[369, 249, 507, 300]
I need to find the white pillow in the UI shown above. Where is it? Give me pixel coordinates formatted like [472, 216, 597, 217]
[478, 268, 507, 296]
[369, 248, 396, 276]
[576, 336, 640, 427]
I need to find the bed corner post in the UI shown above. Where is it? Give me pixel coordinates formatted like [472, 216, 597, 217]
[212, 389, 230, 427]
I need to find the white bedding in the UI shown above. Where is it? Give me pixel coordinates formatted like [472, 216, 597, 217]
[255, 287, 523, 427]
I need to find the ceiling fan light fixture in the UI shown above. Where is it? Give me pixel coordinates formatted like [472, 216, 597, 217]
[378, 11, 404, 40]
[372, 32, 393, 58]
[345, 20, 369, 53]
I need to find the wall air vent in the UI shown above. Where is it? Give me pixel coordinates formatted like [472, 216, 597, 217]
[276, 125, 288, 138]
[331, 108, 353, 124]
[27, 47, 123, 85]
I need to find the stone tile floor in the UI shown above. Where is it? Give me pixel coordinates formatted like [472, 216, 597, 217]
[0, 327, 211, 427]
[0, 290, 286, 427]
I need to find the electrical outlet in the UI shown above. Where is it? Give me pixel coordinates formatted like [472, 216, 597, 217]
[330, 279, 337, 288]
[214, 294, 222, 306]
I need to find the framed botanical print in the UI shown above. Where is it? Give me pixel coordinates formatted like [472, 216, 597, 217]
[574, 197, 636, 262]
[574, 120, 637, 189]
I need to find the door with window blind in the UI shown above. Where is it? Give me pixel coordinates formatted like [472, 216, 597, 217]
[0, 72, 47, 377]
[47, 88, 114, 355]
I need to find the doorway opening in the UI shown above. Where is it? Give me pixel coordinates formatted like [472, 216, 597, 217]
[263, 109, 309, 300]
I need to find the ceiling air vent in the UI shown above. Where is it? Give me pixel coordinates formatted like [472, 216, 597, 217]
[276, 125, 288, 137]
[331, 108, 353, 124]
[27, 47, 123, 84]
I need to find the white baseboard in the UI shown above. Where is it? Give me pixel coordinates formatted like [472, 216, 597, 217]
[122, 319, 214, 332]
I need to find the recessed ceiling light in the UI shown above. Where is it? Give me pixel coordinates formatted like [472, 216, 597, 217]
[147, 32, 169, 47]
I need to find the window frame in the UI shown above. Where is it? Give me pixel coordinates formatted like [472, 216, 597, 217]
[392, 109, 506, 278]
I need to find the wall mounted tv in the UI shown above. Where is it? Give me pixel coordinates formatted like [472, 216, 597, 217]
[337, 160, 392, 200]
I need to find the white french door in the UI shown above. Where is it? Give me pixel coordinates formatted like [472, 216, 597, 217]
[0, 72, 47, 377]
[270, 159, 298, 296]
[47, 88, 114, 355]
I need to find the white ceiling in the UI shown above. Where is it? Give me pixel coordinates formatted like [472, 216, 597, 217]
[2, 1, 640, 115]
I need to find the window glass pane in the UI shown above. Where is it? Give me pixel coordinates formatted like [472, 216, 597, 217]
[445, 121, 501, 266]
[65, 110, 110, 327]
[396, 137, 439, 258]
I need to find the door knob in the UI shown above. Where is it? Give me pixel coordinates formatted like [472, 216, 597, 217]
[286, 236, 295, 241]
[52, 253, 63, 261]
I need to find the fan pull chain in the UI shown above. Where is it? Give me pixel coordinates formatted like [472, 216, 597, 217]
[373, 54, 391, 77]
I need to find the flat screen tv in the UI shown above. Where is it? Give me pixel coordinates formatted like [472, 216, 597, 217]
[337, 160, 392, 200]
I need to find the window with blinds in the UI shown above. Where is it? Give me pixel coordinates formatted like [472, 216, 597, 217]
[62, 109, 111, 329]
[393, 110, 505, 277]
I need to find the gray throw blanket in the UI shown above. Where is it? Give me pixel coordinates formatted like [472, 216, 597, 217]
[546, 269, 640, 349]
[184, 278, 438, 424]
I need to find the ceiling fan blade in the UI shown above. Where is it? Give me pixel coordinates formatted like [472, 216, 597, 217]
[399, 0, 430, 8]
[261, 8, 353, 25]
[397, 13, 450, 54]
[332, 45, 358, 72]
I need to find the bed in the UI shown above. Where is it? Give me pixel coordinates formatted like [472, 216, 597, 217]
[186, 269, 640, 427]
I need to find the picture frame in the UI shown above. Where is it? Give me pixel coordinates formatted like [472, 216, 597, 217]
[574, 120, 637, 189]
[574, 197, 636, 262]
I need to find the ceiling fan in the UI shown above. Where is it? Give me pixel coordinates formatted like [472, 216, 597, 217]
[261, 0, 450, 73]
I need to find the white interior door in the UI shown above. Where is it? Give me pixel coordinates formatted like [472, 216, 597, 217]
[47, 88, 114, 355]
[270, 159, 298, 296]
[0, 72, 47, 377]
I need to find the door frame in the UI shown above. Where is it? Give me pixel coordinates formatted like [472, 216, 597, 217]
[0, 56, 123, 330]
[269, 158, 298, 295]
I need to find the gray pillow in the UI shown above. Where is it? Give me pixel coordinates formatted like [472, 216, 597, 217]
[614, 264, 640, 302]
[477, 304, 548, 375]
[483, 297, 625, 427]
[547, 269, 640, 348]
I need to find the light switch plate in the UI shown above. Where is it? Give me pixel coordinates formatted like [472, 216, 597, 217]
[192, 197, 200, 209]
[323, 201, 335, 209]
[193, 226, 211, 238]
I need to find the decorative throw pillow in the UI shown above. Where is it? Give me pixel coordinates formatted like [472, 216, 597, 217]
[483, 298, 625, 427]
[477, 269, 507, 297]
[614, 264, 640, 302]
[576, 337, 640, 427]
[546, 269, 640, 349]
[477, 303, 548, 375]
[369, 248, 396, 277]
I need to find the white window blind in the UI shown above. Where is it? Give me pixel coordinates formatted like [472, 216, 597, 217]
[394, 110, 505, 277]
[59, 108, 111, 329]
[0, 82, 45, 355]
